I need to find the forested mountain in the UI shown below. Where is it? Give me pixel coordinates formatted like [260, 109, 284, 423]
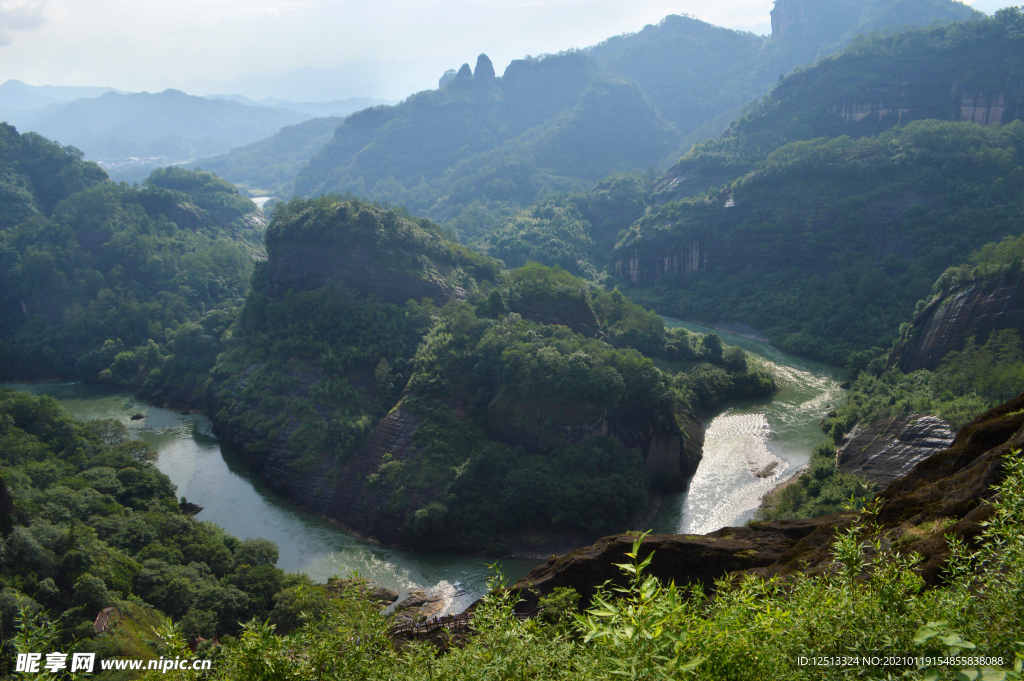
[612, 120, 1024, 365]
[6, 89, 311, 181]
[290, 0, 975, 238]
[0, 123, 108, 230]
[0, 388, 324, 661]
[0, 127, 265, 406]
[656, 8, 1024, 202]
[192, 116, 345, 198]
[209, 197, 772, 553]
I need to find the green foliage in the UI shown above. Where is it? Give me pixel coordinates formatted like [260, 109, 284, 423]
[293, 55, 675, 239]
[214, 199, 771, 552]
[0, 122, 107, 230]
[0, 388, 304, 675]
[666, 8, 1015, 199]
[827, 329, 1024, 440]
[0, 134, 263, 404]
[196, 115, 345, 198]
[578, 532, 703, 678]
[162, 449, 1024, 680]
[487, 200, 595, 277]
[758, 442, 873, 521]
[620, 119, 1024, 365]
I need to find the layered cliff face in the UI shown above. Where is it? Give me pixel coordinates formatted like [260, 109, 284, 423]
[655, 10, 1020, 205]
[836, 414, 955, 486]
[891, 272, 1024, 372]
[613, 120, 1024, 365]
[513, 393, 1024, 610]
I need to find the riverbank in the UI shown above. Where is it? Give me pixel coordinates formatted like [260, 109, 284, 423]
[2, 380, 537, 614]
[650, 318, 846, 534]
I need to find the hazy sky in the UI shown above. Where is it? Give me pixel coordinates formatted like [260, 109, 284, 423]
[0, 0, 1014, 100]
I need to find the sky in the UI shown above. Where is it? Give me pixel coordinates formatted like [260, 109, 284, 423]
[0, 0, 1015, 102]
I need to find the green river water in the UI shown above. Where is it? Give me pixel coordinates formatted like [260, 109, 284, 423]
[4, 322, 844, 611]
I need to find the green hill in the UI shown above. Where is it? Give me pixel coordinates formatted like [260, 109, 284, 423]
[193, 115, 344, 198]
[292, 0, 974, 239]
[612, 119, 1024, 366]
[210, 197, 772, 553]
[656, 8, 1021, 202]
[0, 122, 108, 230]
[0, 127, 265, 405]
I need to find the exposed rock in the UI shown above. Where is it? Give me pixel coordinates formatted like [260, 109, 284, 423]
[513, 523, 819, 612]
[392, 589, 449, 625]
[837, 414, 955, 486]
[178, 498, 204, 516]
[474, 54, 496, 85]
[94, 606, 118, 634]
[130, 413, 145, 420]
[326, 578, 399, 609]
[513, 394, 1024, 609]
[891, 272, 1024, 372]
[438, 69, 457, 88]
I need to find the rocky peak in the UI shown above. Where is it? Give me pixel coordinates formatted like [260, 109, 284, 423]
[474, 54, 496, 84]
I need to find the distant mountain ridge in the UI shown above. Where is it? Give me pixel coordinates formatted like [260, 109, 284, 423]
[13, 89, 310, 180]
[288, 0, 976, 239]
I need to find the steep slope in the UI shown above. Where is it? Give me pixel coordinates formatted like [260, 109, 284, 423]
[293, 0, 974, 238]
[514, 392, 1024, 608]
[0, 133, 265, 402]
[656, 8, 1018, 203]
[210, 197, 772, 554]
[192, 116, 344, 197]
[0, 122, 108, 230]
[613, 120, 1024, 365]
[888, 234, 1024, 372]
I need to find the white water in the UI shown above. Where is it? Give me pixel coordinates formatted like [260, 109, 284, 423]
[652, 320, 846, 535]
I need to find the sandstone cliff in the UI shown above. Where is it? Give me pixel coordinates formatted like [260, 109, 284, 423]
[836, 414, 955, 486]
[891, 272, 1024, 372]
[654, 10, 1017, 205]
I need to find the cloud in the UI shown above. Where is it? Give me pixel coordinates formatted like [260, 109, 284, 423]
[0, 0, 46, 46]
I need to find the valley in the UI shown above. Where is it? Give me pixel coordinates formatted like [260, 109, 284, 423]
[2, 2, 1024, 678]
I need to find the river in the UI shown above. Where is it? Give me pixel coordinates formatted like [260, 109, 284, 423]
[4, 325, 843, 608]
[2, 381, 535, 614]
[651, 319, 846, 534]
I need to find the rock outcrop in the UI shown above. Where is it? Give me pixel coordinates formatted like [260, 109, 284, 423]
[891, 272, 1024, 372]
[392, 590, 449, 625]
[836, 414, 955, 486]
[513, 393, 1024, 610]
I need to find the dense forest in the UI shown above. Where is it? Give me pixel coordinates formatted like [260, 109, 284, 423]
[0, 126, 265, 409]
[656, 7, 1024, 202]
[613, 119, 1024, 365]
[6, 2, 1024, 678]
[210, 197, 773, 553]
[0, 389, 326, 675]
[285, 0, 973, 238]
